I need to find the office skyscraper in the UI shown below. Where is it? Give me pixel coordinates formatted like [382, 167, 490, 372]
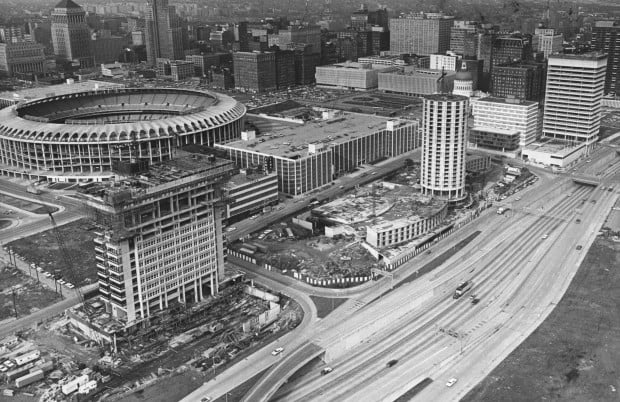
[491, 62, 546, 102]
[543, 53, 607, 145]
[389, 13, 453, 56]
[421, 94, 468, 202]
[145, 0, 183, 65]
[592, 20, 620, 96]
[51, 0, 93, 68]
[233, 52, 277, 92]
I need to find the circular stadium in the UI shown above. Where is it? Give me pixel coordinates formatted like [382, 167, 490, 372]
[0, 87, 246, 181]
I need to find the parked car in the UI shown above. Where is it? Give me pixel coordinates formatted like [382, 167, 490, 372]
[271, 347, 284, 356]
[576, 245, 583, 251]
[446, 378, 458, 387]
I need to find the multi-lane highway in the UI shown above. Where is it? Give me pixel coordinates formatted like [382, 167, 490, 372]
[260, 182, 618, 402]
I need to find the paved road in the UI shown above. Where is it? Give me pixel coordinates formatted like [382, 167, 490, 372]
[262, 180, 618, 401]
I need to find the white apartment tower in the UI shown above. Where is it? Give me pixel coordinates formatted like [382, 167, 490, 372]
[543, 53, 607, 145]
[472, 97, 540, 146]
[421, 94, 468, 202]
[533, 28, 563, 59]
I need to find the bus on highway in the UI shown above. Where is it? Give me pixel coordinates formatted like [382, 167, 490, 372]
[453, 281, 473, 299]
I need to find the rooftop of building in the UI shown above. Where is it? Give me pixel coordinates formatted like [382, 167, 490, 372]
[383, 68, 457, 77]
[317, 61, 394, 71]
[55, 0, 82, 9]
[0, 80, 124, 103]
[471, 126, 521, 136]
[217, 111, 413, 158]
[224, 170, 276, 188]
[523, 138, 586, 156]
[312, 183, 446, 228]
[424, 93, 468, 102]
[548, 51, 607, 61]
[475, 96, 538, 107]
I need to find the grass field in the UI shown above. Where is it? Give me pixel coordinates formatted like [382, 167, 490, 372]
[0, 265, 61, 320]
[463, 237, 620, 402]
[7, 219, 98, 286]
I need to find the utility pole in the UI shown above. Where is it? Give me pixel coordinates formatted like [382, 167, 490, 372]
[11, 287, 18, 319]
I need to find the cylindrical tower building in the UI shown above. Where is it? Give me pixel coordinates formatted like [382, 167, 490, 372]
[421, 94, 468, 202]
[452, 70, 474, 97]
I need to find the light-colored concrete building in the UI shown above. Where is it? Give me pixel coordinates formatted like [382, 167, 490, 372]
[216, 113, 420, 195]
[430, 53, 460, 71]
[389, 13, 453, 56]
[88, 156, 236, 324]
[222, 171, 279, 220]
[379, 68, 456, 96]
[543, 52, 607, 145]
[315, 62, 396, 90]
[0, 41, 46, 77]
[472, 96, 540, 146]
[532, 28, 563, 59]
[421, 94, 468, 202]
[522, 139, 587, 168]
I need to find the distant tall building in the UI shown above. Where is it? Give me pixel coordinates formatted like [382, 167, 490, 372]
[0, 41, 46, 77]
[233, 51, 277, 92]
[275, 50, 295, 89]
[592, 20, 620, 96]
[145, 0, 183, 65]
[491, 62, 546, 102]
[532, 28, 563, 59]
[421, 94, 468, 202]
[389, 13, 453, 56]
[543, 53, 607, 144]
[450, 21, 478, 55]
[350, 6, 389, 30]
[492, 35, 532, 67]
[51, 0, 94, 68]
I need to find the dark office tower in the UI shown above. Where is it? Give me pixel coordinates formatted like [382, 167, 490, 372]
[369, 27, 389, 55]
[476, 32, 495, 73]
[195, 26, 211, 42]
[450, 21, 478, 55]
[592, 20, 620, 95]
[233, 51, 277, 92]
[51, 0, 93, 68]
[145, 0, 183, 66]
[275, 50, 295, 89]
[351, 5, 389, 30]
[294, 46, 319, 85]
[389, 13, 453, 56]
[492, 35, 533, 67]
[335, 30, 368, 61]
[461, 59, 484, 92]
[236, 22, 249, 52]
[491, 62, 546, 102]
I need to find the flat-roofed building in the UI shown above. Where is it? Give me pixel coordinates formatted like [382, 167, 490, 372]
[469, 127, 521, 152]
[315, 62, 396, 90]
[233, 51, 277, 92]
[491, 62, 546, 102]
[222, 170, 278, 220]
[86, 155, 236, 324]
[0, 41, 46, 78]
[522, 138, 587, 168]
[430, 53, 460, 71]
[472, 96, 540, 146]
[543, 52, 607, 144]
[532, 28, 563, 59]
[215, 113, 420, 195]
[389, 13, 453, 56]
[378, 68, 456, 96]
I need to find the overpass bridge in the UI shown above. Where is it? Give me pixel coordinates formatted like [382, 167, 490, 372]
[571, 174, 601, 186]
[241, 341, 325, 402]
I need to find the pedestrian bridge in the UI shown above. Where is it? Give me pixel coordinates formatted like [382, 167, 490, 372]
[571, 174, 601, 186]
[241, 341, 325, 402]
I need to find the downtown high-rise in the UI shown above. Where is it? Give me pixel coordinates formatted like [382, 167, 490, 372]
[389, 13, 453, 56]
[542, 53, 607, 144]
[145, 0, 183, 65]
[421, 94, 468, 202]
[51, 0, 93, 68]
[592, 20, 620, 96]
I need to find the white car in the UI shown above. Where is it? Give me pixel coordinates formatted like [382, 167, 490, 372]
[541, 234, 548, 239]
[446, 378, 458, 387]
[225, 226, 237, 232]
[0, 364, 7, 372]
[66, 283, 75, 289]
[3, 360, 15, 369]
[58, 279, 65, 285]
[44, 272, 52, 277]
[271, 347, 284, 356]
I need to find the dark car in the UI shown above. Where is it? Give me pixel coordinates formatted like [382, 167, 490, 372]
[576, 245, 583, 250]
[386, 359, 398, 368]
